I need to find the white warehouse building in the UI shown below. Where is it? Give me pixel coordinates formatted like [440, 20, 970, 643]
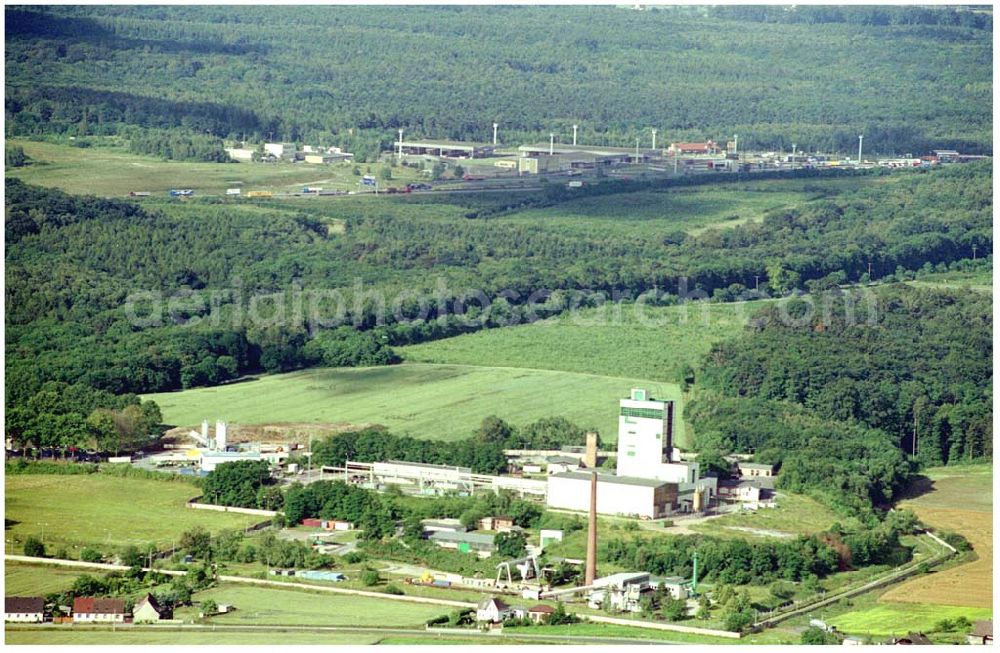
[546, 471, 677, 519]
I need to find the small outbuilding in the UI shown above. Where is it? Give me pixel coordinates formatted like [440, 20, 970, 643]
[527, 604, 555, 623]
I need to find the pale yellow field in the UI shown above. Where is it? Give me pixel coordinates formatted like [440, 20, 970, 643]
[881, 466, 992, 608]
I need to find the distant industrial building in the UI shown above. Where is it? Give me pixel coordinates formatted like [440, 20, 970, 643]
[398, 140, 497, 159]
[343, 460, 547, 497]
[668, 141, 722, 155]
[737, 462, 776, 478]
[429, 530, 496, 558]
[587, 572, 691, 613]
[224, 147, 255, 162]
[264, 142, 297, 160]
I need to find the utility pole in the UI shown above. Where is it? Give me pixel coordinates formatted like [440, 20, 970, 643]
[858, 134, 864, 165]
[733, 134, 738, 158]
[635, 137, 640, 161]
[572, 124, 578, 146]
[397, 129, 403, 161]
[791, 143, 797, 170]
[549, 133, 554, 156]
[651, 128, 657, 151]
[492, 122, 498, 146]
[755, 275, 760, 293]
[972, 245, 978, 261]
[868, 261, 873, 280]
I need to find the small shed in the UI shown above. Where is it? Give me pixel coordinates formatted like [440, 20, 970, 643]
[527, 604, 555, 623]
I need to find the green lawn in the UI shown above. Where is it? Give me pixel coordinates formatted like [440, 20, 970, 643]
[4, 562, 87, 595]
[175, 583, 449, 627]
[5, 474, 259, 554]
[5, 139, 421, 197]
[400, 301, 761, 392]
[690, 493, 856, 539]
[144, 362, 677, 443]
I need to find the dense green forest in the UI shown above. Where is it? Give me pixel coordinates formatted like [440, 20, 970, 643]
[5, 5, 992, 159]
[5, 161, 991, 417]
[686, 286, 992, 516]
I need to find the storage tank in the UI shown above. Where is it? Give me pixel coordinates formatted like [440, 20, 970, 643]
[215, 421, 228, 451]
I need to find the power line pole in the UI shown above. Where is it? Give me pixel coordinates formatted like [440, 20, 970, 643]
[972, 244, 978, 261]
[651, 128, 657, 151]
[858, 134, 864, 165]
[549, 133, 554, 156]
[572, 124, 578, 146]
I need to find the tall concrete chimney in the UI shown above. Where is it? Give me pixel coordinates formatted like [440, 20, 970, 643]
[585, 471, 598, 585]
[584, 432, 598, 469]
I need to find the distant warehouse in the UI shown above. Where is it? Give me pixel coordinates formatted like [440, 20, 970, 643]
[398, 140, 496, 159]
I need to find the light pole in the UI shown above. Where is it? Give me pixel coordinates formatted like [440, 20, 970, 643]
[572, 124, 578, 146]
[791, 143, 797, 170]
[651, 128, 657, 151]
[972, 244, 978, 261]
[858, 134, 864, 165]
[549, 133, 554, 156]
[397, 129, 403, 161]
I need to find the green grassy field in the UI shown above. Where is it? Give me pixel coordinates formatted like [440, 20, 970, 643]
[494, 178, 875, 237]
[5, 139, 421, 196]
[144, 362, 677, 443]
[5, 474, 259, 554]
[829, 603, 992, 638]
[4, 630, 387, 645]
[690, 493, 857, 539]
[4, 562, 88, 595]
[907, 267, 992, 293]
[175, 583, 448, 627]
[400, 301, 761, 389]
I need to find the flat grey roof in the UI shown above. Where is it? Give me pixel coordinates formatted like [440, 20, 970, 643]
[384, 460, 472, 473]
[400, 140, 494, 150]
[551, 471, 669, 488]
[738, 462, 775, 470]
[429, 531, 495, 545]
[519, 143, 653, 156]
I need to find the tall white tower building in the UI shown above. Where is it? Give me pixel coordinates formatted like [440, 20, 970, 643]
[617, 388, 697, 483]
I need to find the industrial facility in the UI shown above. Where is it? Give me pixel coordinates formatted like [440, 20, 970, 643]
[544, 388, 716, 518]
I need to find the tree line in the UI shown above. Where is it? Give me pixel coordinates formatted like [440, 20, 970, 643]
[6, 5, 992, 156]
[687, 285, 991, 515]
